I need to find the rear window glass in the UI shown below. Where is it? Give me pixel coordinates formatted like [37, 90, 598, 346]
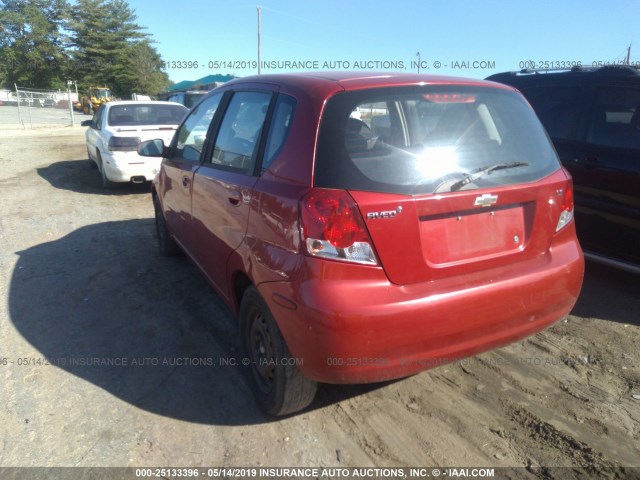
[315, 86, 560, 195]
[108, 104, 187, 126]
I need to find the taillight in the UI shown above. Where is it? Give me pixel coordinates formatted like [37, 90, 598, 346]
[300, 188, 378, 265]
[108, 136, 140, 151]
[556, 181, 574, 232]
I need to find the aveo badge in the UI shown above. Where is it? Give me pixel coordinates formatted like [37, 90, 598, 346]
[366, 206, 403, 220]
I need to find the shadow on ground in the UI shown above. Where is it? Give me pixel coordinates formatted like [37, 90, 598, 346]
[9, 219, 387, 425]
[570, 260, 639, 326]
[37, 159, 152, 195]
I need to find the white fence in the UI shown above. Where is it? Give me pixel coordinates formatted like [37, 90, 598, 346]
[0, 85, 81, 128]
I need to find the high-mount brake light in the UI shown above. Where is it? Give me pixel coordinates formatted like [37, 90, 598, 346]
[422, 93, 476, 103]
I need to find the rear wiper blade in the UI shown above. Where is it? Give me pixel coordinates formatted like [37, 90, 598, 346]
[449, 161, 529, 192]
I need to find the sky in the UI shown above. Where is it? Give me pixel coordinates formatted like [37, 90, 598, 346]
[126, 0, 640, 84]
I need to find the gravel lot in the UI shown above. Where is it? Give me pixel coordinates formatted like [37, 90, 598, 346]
[0, 121, 638, 476]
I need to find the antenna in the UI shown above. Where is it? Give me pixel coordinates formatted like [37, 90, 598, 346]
[625, 44, 631, 65]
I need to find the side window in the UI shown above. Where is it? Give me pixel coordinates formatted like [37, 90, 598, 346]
[521, 86, 583, 140]
[210, 91, 272, 174]
[172, 93, 222, 162]
[586, 87, 640, 149]
[94, 105, 105, 130]
[262, 95, 296, 171]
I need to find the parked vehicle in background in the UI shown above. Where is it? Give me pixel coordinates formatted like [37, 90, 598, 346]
[487, 66, 640, 273]
[140, 72, 584, 415]
[75, 86, 116, 114]
[164, 90, 208, 109]
[0, 96, 18, 107]
[0, 90, 19, 106]
[82, 100, 188, 188]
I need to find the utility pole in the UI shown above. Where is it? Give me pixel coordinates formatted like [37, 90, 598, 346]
[257, 6, 261, 75]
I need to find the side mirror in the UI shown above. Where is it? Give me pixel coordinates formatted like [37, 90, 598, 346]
[80, 120, 93, 127]
[138, 139, 166, 157]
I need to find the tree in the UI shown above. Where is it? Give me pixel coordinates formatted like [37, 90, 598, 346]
[1, 0, 170, 96]
[117, 39, 171, 96]
[65, 0, 147, 95]
[0, 0, 70, 89]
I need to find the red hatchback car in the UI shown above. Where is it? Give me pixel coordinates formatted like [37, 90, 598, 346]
[140, 73, 584, 415]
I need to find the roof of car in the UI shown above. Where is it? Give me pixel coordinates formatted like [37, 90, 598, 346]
[487, 65, 640, 84]
[222, 72, 512, 92]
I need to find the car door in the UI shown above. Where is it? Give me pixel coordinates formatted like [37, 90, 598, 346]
[190, 88, 276, 300]
[566, 84, 640, 264]
[86, 105, 106, 160]
[158, 92, 223, 254]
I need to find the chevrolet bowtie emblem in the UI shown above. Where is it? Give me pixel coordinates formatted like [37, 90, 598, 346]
[474, 193, 498, 207]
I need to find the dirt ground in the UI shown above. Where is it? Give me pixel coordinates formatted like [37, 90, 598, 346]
[0, 122, 638, 477]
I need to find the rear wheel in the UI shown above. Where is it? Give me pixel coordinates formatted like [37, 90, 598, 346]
[240, 286, 317, 416]
[87, 149, 97, 169]
[153, 194, 180, 256]
[97, 152, 115, 189]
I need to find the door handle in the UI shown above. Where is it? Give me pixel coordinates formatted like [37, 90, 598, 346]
[228, 190, 242, 206]
[182, 176, 190, 188]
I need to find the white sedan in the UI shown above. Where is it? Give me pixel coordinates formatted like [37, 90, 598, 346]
[82, 100, 188, 188]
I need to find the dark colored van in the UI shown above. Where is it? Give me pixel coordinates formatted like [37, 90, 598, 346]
[488, 66, 640, 273]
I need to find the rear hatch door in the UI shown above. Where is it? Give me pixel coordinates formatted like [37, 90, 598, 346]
[315, 84, 568, 284]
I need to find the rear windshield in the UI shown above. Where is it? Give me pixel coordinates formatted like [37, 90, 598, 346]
[108, 104, 187, 126]
[315, 85, 560, 194]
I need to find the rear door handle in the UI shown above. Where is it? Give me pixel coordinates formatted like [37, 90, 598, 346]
[228, 190, 242, 206]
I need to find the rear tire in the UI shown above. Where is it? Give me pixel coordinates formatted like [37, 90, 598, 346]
[153, 194, 180, 256]
[88, 149, 97, 169]
[98, 152, 115, 189]
[240, 286, 317, 416]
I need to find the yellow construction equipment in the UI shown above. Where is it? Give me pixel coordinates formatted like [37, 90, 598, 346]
[75, 86, 115, 114]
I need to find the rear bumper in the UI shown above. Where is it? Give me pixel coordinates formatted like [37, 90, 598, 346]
[102, 151, 161, 183]
[259, 232, 584, 384]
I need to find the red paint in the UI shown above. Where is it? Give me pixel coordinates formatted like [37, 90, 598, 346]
[153, 73, 584, 384]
